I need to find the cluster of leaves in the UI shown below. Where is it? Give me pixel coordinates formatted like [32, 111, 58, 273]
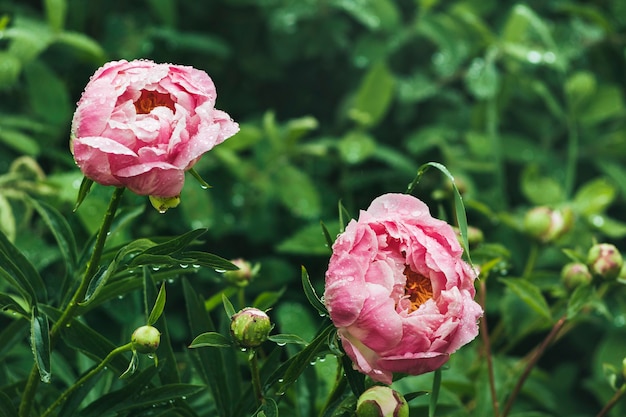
[2, 0, 626, 416]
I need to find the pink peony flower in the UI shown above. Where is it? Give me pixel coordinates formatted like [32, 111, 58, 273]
[70, 59, 239, 198]
[324, 193, 483, 384]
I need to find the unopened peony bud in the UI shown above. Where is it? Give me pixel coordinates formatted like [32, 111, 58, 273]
[356, 386, 409, 417]
[223, 259, 260, 288]
[561, 262, 592, 290]
[230, 308, 272, 348]
[524, 206, 573, 243]
[587, 243, 623, 280]
[131, 325, 161, 354]
[149, 195, 181, 213]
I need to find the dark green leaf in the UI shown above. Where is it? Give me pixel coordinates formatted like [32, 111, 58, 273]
[55, 31, 106, 62]
[178, 251, 238, 270]
[28, 196, 77, 271]
[301, 266, 328, 316]
[253, 287, 286, 311]
[0, 318, 29, 360]
[0, 392, 18, 417]
[116, 384, 204, 412]
[567, 284, 595, 319]
[338, 200, 352, 233]
[188, 332, 232, 348]
[500, 278, 552, 321]
[31, 306, 51, 383]
[0, 292, 29, 317]
[147, 281, 167, 325]
[188, 167, 211, 189]
[320, 221, 334, 252]
[341, 353, 365, 396]
[268, 334, 308, 345]
[24, 60, 71, 125]
[73, 177, 94, 212]
[254, 398, 278, 417]
[348, 60, 395, 127]
[0, 229, 46, 304]
[143, 229, 207, 255]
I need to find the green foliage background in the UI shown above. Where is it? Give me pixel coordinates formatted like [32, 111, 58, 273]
[2, 0, 626, 416]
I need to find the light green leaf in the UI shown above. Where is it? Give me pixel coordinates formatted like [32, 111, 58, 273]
[275, 164, 321, 219]
[119, 350, 138, 379]
[253, 287, 286, 311]
[500, 278, 552, 321]
[54, 31, 106, 62]
[254, 398, 278, 417]
[521, 165, 566, 205]
[23, 60, 72, 125]
[189, 332, 232, 348]
[222, 293, 236, 318]
[147, 282, 166, 325]
[348, 60, 395, 127]
[0, 51, 22, 90]
[0, 128, 40, 155]
[277, 221, 339, 255]
[573, 177, 616, 216]
[301, 266, 327, 316]
[579, 84, 625, 126]
[0, 195, 15, 243]
[44, 0, 67, 32]
[268, 334, 308, 345]
[337, 130, 377, 164]
[465, 55, 499, 99]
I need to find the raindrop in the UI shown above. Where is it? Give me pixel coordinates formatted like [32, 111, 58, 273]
[167, 279, 175, 284]
[318, 357, 326, 362]
[240, 347, 248, 352]
[543, 51, 556, 63]
[181, 396, 187, 400]
[526, 50, 542, 64]
[180, 264, 189, 269]
[117, 295, 124, 300]
[277, 378, 284, 383]
[147, 354, 154, 359]
[214, 268, 226, 273]
[591, 215, 605, 227]
[192, 264, 201, 269]
[276, 342, 286, 347]
[158, 209, 167, 214]
[152, 266, 161, 271]
[200, 184, 209, 190]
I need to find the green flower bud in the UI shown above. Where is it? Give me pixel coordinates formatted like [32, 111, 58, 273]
[223, 259, 260, 288]
[561, 262, 592, 290]
[587, 243, 623, 280]
[149, 195, 181, 213]
[356, 386, 409, 417]
[131, 325, 161, 354]
[523, 206, 573, 243]
[230, 308, 272, 348]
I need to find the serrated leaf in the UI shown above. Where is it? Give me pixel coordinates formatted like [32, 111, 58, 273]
[268, 334, 308, 345]
[147, 281, 166, 325]
[31, 306, 51, 383]
[189, 332, 232, 348]
[301, 266, 327, 316]
[500, 278, 552, 321]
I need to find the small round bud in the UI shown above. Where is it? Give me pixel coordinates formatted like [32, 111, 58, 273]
[149, 195, 181, 213]
[131, 325, 161, 354]
[230, 308, 272, 348]
[223, 259, 260, 288]
[454, 226, 484, 248]
[587, 243, 623, 280]
[524, 206, 573, 243]
[356, 386, 409, 417]
[561, 262, 592, 290]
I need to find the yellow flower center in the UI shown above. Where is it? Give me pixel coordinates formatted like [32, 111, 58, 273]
[404, 265, 433, 312]
[134, 90, 175, 114]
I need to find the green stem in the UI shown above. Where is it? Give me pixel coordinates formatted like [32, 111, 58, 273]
[500, 314, 567, 417]
[19, 187, 125, 417]
[479, 279, 500, 417]
[595, 385, 626, 417]
[249, 350, 264, 407]
[564, 105, 579, 197]
[41, 343, 133, 417]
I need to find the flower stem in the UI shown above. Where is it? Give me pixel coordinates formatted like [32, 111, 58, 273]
[500, 314, 567, 417]
[41, 343, 133, 417]
[523, 243, 539, 279]
[595, 385, 626, 417]
[18, 187, 125, 417]
[479, 279, 500, 417]
[249, 350, 264, 407]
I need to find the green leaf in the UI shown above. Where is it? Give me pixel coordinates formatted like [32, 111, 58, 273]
[500, 278, 552, 321]
[277, 221, 339, 256]
[24, 60, 72, 125]
[0, 127, 40, 155]
[222, 293, 236, 318]
[189, 332, 232, 348]
[27, 196, 77, 273]
[177, 251, 238, 270]
[521, 165, 565, 205]
[0, 392, 18, 417]
[54, 31, 106, 62]
[0, 230, 46, 304]
[0, 195, 15, 243]
[578, 84, 625, 126]
[567, 284, 595, 319]
[275, 164, 321, 219]
[0, 292, 29, 317]
[341, 353, 365, 396]
[0, 318, 29, 360]
[73, 177, 94, 211]
[119, 350, 139, 379]
[348, 60, 395, 127]
[0, 51, 22, 90]
[268, 334, 308, 345]
[142, 229, 207, 255]
[254, 398, 278, 417]
[465, 54, 500, 99]
[147, 281, 166, 325]
[301, 266, 328, 316]
[337, 130, 377, 164]
[338, 200, 352, 233]
[116, 384, 204, 412]
[253, 287, 286, 311]
[31, 306, 51, 383]
[320, 221, 334, 253]
[44, 0, 67, 31]
[188, 167, 211, 189]
[573, 177, 616, 216]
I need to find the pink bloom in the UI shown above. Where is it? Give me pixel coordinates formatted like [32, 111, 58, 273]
[70, 59, 239, 197]
[324, 193, 483, 384]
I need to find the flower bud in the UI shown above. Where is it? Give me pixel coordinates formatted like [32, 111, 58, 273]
[230, 308, 272, 348]
[223, 259, 260, 288]
[454, 226, 484, 248]
[561, 262, 592, 290]
[356, 386, 409, 417]
[523, 206, 573, 243]
[587, 243, 623, 280]
[131, 325, 161, 354]
[149, 195, 181, 213]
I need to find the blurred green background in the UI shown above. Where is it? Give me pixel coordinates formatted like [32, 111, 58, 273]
[2, 0, 626, 415]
